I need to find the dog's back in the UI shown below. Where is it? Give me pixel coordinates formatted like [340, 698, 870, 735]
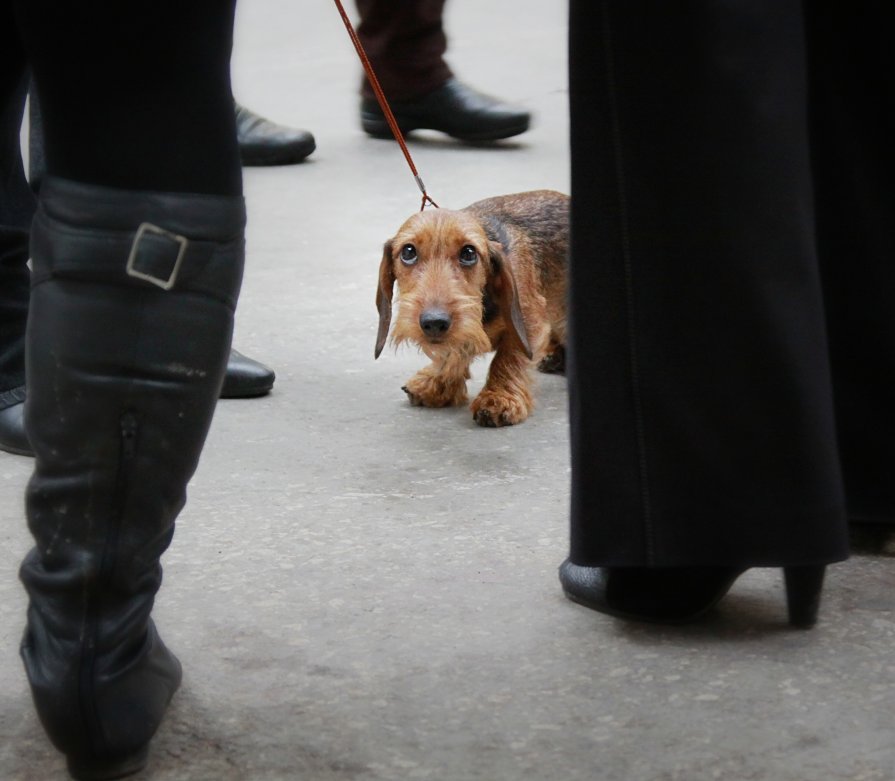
[464, 190, 569, 348]
[464, 190, 569, 291]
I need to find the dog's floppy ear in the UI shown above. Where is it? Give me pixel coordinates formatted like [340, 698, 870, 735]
[375, 240, 396, 359]
[488, 241, 533, 359]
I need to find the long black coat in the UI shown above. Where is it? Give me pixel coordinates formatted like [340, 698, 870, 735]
[566, 0, 891, 567]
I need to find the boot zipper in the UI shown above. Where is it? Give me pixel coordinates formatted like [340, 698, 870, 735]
[80, 411, 139, 752]
[120, 412, 138, 458]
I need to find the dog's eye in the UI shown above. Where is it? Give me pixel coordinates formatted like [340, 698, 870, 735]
[400, 244, 418, 265]
[459, 245, 478, 266]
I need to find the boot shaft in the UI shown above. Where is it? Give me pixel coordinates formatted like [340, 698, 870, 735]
[20, 177, 245, 767]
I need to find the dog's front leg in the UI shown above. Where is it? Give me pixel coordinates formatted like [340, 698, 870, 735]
[403, 354, 471, 408]
[471, 345, 535, 427]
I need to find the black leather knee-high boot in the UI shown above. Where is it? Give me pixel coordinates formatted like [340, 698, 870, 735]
[19, 177, 245, 780]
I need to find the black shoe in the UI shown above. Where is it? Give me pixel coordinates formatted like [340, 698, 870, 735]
[220, 348, 275, 398]
[235, 102, 316, 166]
[20, 177, 244, 776]
[0, 348, 273, 462]
[558, 560, 826, 628]
[0, 402, 31, 455]
[361, 78, 531, 142]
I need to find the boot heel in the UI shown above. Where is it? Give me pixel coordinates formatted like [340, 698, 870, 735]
[783, 565, 826, 628]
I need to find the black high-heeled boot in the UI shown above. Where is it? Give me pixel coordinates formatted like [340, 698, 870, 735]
[19, 177, 245, 780]
[558, 560, 826, 628]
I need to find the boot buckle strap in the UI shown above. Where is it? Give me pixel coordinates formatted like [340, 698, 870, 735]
[126, 222, 189, 291]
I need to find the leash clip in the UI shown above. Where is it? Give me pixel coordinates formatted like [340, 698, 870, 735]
[415, 176, 439, 211]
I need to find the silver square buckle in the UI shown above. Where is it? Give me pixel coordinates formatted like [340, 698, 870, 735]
[126, 222, 188, 291]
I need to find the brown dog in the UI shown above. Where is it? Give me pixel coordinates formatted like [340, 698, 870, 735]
[375, 190, 569, 427]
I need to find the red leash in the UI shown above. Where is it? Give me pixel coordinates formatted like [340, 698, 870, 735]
[332, 0, 439, 211]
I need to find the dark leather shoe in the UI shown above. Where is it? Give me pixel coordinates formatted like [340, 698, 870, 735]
[2, 348, 273, 464]
[220, 348, 275, 398]
[235, 103, 316, 166]
[559, 559, 825, 627]
[361, 78, 531, 141]
[0, 402, 31, 456]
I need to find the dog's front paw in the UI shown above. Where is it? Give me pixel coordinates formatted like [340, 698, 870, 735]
[471, 390, 532, 427]
[402, 370, 468, 408]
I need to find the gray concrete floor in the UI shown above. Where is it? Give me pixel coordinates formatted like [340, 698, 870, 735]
[2, 1, 894, 779]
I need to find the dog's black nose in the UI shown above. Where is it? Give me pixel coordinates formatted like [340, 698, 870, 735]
[420, 309, 452, 338]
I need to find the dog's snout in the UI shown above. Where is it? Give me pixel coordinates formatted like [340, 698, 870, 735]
[420, 309, 452, 339]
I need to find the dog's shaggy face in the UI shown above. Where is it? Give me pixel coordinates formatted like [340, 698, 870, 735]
[376, 209, 519, 362]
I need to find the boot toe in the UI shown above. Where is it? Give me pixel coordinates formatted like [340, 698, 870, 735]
[235, 103, 316, 166]
[559, 559, 612, 611]
[0, 402, 33, 456]
[67, 746, 150, 781]
[220, 348, 276, 398]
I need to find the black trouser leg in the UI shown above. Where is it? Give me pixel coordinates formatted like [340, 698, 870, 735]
[566, 0, 848, 567]
[13, 0, 242, 195]
[356, 0, 452, 100]
[27, 82, 46, 191]
[805, 1, 895, 527]
[0, 4, 33, 407]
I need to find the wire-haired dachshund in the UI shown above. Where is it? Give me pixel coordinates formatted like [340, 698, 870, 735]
[375, 190, 569, 427]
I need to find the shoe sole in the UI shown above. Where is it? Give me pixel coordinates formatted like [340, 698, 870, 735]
[67, 745, 149, 781]
[560, 584, 727, 625]
[240, 139, 316, 167]
[219, 380, 274, 399]
[361, 115, 530, 142]
[0, 440, 34, 457]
